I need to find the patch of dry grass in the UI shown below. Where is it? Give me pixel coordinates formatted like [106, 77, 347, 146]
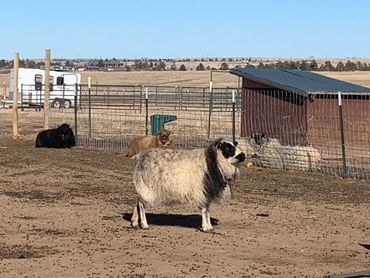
[1, 70, 370, 89]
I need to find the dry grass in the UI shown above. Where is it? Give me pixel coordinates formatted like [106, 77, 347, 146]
[320, 71, 370, 87]
[77, 70, 238, 87]
[78, 70, 370, 88]
[1, 70, 370, 88]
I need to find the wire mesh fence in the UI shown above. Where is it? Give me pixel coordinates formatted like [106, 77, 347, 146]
[48, 84, 241, 150]
[2, 81, 370, 180]
[238, 88, 370, 179]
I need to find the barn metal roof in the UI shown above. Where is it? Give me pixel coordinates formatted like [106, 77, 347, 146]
[230, 68, 370, 94]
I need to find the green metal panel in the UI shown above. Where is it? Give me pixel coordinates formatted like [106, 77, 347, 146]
[150, 114, 177, 135]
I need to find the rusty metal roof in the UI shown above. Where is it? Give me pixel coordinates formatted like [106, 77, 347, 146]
[230, 68, 370, 93]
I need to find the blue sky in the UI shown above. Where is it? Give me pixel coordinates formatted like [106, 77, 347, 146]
[2, 0, 370, 59]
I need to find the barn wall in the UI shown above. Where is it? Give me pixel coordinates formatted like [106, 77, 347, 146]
[241, 88, 307, 145]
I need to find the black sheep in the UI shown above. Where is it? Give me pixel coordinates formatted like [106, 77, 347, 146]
[35, 123, 76, 148]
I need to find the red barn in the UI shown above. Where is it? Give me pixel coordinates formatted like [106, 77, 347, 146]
[230, 68, 370, 149]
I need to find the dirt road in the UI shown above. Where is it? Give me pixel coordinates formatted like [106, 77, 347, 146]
[0, 136, 369, 277]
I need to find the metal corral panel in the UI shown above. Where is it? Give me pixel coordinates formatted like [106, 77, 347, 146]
[307, 94, 370, 148]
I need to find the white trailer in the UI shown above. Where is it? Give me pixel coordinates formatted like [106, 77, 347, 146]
[8, 68, 81, 108]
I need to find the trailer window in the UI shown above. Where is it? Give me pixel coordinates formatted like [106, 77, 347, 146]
[56, 76, 64, 85]
[49, 76, 53, 92]
[35, 74, 42, 90]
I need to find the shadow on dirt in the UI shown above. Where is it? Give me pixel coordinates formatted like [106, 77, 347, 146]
[121, 212, 219, 229]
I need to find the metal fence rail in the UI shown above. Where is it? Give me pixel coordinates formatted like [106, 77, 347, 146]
[2, 82, 370, 180]
[78, 85, 239, 112]
[49, 84, 241, 150]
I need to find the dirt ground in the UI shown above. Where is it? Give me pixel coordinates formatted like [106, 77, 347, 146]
[0, 136, 369, 278]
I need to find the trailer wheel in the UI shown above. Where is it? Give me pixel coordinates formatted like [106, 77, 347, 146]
[51, 99, 62, 109]
[64, 100, 71, 109]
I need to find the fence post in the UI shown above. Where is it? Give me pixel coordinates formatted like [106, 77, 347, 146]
[79, 84, 83, 111]
[232, 90, 236, 143]
[74, 86, 78, 145]
[1, 81, 5, 108]
[44, 49, 50, 130]
[155, 87, 158, 107]
[107, 85, 110, 108]
[145, 87, 149, 135]
[202, 88, 205, 108]
[207, 79, 213, 139]
[88, 77, 92, 138]
[21, 84, 24, 111]
[338, 91, 347, 177]
[12, 52, 19, 139]
[180, 87, 183, 111]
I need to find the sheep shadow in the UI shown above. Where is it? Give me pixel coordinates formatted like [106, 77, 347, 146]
[121, 212, 219, 229]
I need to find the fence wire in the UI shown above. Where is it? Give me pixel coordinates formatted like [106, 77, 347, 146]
[2, 82, 370, 180]
[238, 88, 370, 179]
[49, 84, 241, 150]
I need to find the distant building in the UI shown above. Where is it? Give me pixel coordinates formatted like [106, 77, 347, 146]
[104, 60, 125, 69]
[76, 66, 100, 71]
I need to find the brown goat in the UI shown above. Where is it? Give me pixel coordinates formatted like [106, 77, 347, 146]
[126, 128, 172, 157]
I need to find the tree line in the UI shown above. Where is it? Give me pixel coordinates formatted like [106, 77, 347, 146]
[0, 59, 73, 69]
[237, 59, 370, 72]
[1, 58, 370, 72]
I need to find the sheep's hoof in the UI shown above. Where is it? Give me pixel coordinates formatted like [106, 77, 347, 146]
[131, 221, 139, 229]
[201, 226, 214, 233]
[140, 223, 149, 229]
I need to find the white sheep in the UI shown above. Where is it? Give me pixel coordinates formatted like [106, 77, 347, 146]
[130, 138, 246, 232]
[239, 134, 321, 171]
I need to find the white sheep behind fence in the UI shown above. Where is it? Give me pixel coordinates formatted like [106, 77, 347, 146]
[238, 136, 321, 171]
[281, 145, 321, 171]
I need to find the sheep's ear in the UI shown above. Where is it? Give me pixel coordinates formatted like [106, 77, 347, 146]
[213, 137, 224, 149]
[234, 141, 238, 147]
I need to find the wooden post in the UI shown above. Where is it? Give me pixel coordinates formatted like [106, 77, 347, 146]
[44, 49, 51, 129]
[12, 52, 19, 139]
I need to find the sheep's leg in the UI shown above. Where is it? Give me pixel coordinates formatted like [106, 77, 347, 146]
[206, 207, 212, 228]
[201, 206, 213, 232]
[131, 200, 139, 228]
[138, 200, 149, 229]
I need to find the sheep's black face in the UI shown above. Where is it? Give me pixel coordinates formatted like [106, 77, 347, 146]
[251, 133, 266, 145]
[217, 141, 245, 164]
